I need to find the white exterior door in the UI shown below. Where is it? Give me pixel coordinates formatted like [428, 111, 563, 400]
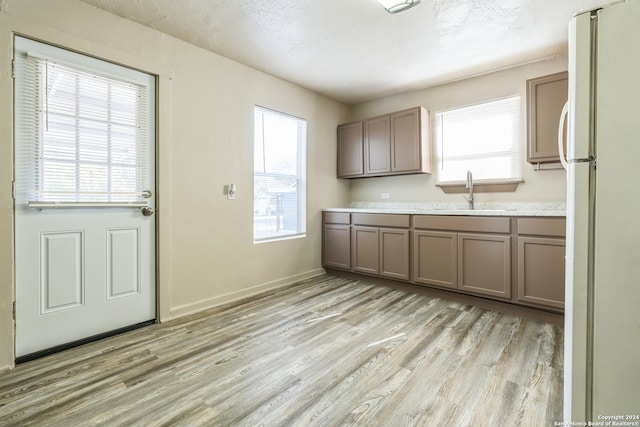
[14, 37, 156, 358]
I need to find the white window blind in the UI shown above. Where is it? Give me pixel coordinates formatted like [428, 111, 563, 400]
[253, 106, 307, 243]
[435, 96, 522, 184]
[14, 37, 152, 204]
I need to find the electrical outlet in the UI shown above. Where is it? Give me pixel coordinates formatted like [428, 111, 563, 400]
[381, 193, 390, 199]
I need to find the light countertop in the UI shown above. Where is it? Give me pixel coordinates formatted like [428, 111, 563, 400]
[323, 202, 566, 217]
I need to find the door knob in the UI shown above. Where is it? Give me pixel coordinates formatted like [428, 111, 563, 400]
[141, 206, 154, 216]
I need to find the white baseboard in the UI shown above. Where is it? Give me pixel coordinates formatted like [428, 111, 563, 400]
[165, 268, 326, 322]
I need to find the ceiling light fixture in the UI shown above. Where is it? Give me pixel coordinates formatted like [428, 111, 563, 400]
[376, 0, 421, 14]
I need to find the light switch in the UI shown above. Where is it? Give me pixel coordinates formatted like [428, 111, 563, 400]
[227, 184, 236, 200]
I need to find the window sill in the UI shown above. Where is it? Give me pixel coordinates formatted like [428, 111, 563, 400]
[436, 180, 523, 194]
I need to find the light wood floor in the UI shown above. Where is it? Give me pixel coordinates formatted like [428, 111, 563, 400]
[0, 275, 564, 426]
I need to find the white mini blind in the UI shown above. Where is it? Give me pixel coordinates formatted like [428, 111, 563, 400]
[14, 37, 151, 204]
[435, 96, 522, 184]
[253, 106, 307, 243]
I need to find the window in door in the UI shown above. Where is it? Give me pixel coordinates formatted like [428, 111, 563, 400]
[434, 95, 522, 185]
[14, 37, 152, 204]
[253, 106, 307, 243]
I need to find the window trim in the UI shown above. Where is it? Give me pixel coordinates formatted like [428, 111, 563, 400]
[436, 180, 523, 194]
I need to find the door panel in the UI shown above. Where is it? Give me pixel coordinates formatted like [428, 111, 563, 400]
[41, 231, 84, 312]
[107, 228, 140, 298]
[16, 209, 156, 357]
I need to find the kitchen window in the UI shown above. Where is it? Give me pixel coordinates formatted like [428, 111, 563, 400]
[434, 96, 522, 187]
[253, 106, 307, 243]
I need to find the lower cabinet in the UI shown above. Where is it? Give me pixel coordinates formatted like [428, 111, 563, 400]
[412, 216, 512, 301]
[352, 226, 379, 275]
[413, 230, 457, 289]
[380, 228, 410, 281]
[351, 213, 410, 280]
[458, 233, 511, 299]
[516, 218, 566, 310]
[323, 212, 351, 270]
[323, 224, 351, 270]
[323, 212, 565, 313]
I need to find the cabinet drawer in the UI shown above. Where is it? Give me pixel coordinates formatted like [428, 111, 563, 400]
[413, 215, 510, 234]
[517, 217, 566, 237]
[352, 213, 410, 228]
[323, 212, 350, 225]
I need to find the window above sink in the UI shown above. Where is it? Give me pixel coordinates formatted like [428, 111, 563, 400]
[434, 96, 523, 193]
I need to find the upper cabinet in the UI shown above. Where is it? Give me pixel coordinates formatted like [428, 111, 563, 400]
[390, 108, 429, 173]
[337, 121, 364, 178]
[337, 106, 431, 178]
[526, 72, 568, 164]
[364, 115, 391, 175]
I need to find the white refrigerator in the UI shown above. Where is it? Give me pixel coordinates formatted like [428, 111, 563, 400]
[562, 0, 640, 422]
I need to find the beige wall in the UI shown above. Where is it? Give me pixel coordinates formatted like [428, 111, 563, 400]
[348, 56, 568, 204]
[0, 0, 350, 371]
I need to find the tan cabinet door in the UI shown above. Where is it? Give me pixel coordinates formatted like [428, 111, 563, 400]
[412, 230, 458, 289]
[337, 122, 364, 178]
[323, 224, 351, 270]
[364, 115, 391, 175]
[458, 233, 511, 299]
[380, 228, 410, 281]
[352, 226, 380, 275]
[517, 236, 565, 309]
[526, 72, 568, 163]
[391, 108, 421, 172]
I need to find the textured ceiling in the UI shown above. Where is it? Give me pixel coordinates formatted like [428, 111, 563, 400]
[78, 0, 613, 104]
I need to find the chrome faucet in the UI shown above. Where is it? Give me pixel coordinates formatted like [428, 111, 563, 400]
[465, 170, 474, 210]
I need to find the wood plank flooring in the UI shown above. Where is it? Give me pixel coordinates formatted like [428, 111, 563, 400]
[0, 275, 564, 426]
